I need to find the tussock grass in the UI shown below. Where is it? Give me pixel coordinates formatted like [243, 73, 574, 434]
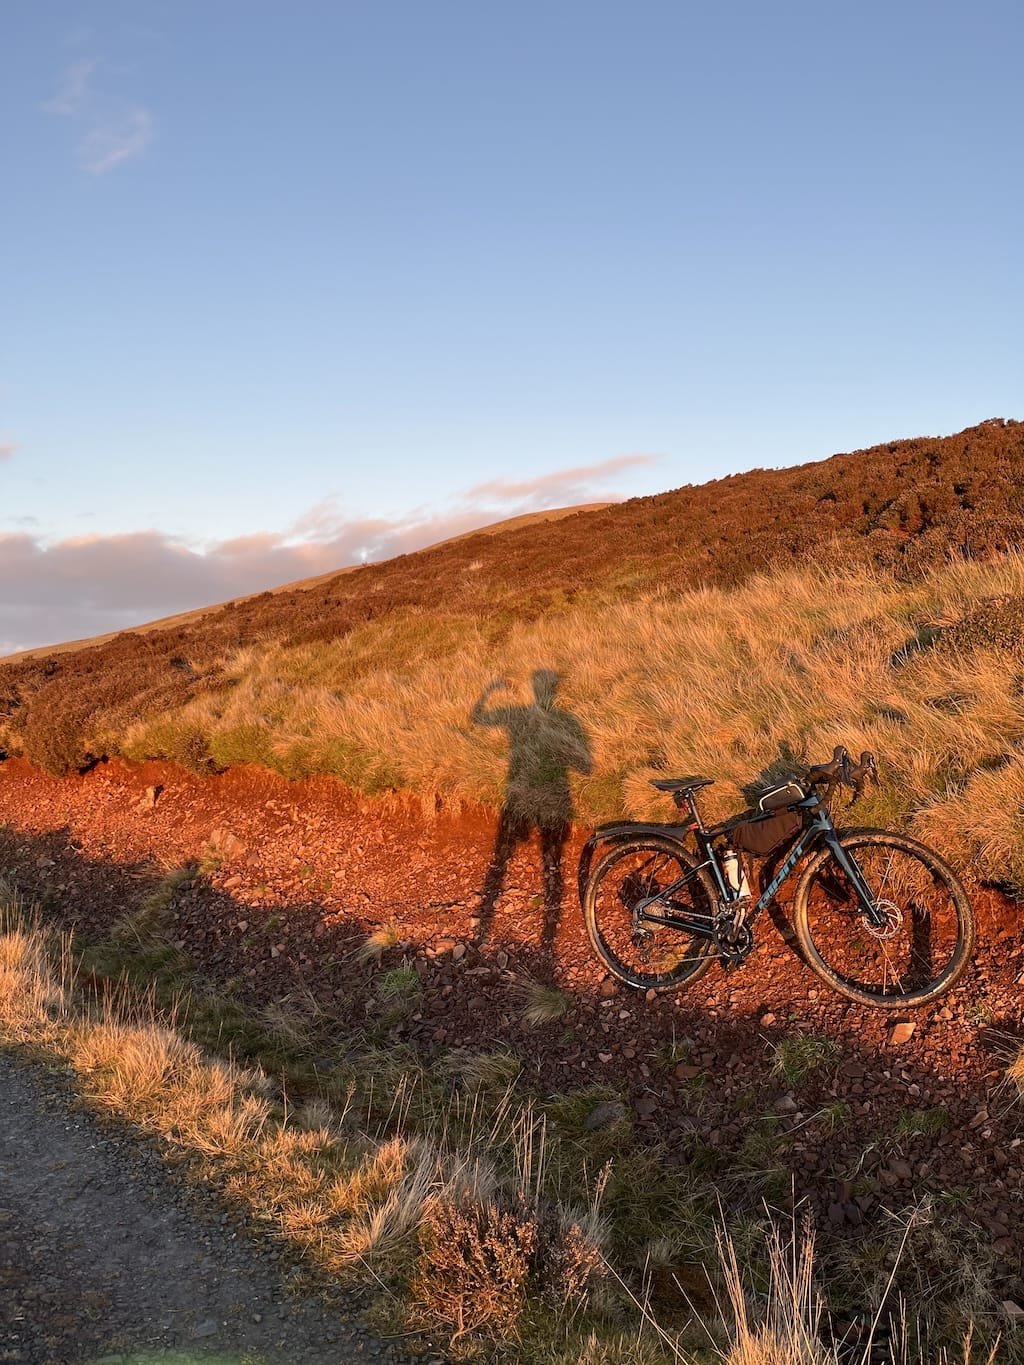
[357, 922, 403, 963]
[1006, 1045, 1024, 1101]
[0, 895, 71, 1035]
[375, 964, 422, 1003]
[769, 1035, 842, 1087]
[715, 1218, 829, 1365]
[108, 549, 1024, 886]
[442, 1046, 523, 1093]
[108, 865, 194, 949]
[518, 981, 573, 1028]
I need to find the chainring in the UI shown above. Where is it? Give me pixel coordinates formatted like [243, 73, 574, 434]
[713, 913, 755, 963]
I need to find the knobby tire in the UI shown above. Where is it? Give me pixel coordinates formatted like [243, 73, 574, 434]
[582, 835, 718, 993]
[792, 829, 974, 1008]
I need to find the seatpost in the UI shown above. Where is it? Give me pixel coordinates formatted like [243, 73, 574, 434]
[675, 789, 706, 834]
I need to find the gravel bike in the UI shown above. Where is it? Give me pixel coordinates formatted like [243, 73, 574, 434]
[577, 749, 974, 1009]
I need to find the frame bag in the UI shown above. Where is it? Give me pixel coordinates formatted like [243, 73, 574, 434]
[731, 809, 802, 857]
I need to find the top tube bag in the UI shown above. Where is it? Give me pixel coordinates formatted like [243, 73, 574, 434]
[757, 779, 806, 811]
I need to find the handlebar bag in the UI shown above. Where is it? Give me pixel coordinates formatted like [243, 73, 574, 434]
[732, 809, 802, 856]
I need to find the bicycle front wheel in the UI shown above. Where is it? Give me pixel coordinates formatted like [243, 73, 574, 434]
[793, 831, 974, 1008]
[583, 835, 718, 992]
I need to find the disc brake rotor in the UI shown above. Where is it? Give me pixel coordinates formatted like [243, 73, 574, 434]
[863, 899, 903, 940]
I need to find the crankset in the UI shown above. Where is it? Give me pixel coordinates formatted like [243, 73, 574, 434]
[713, 911, 755, 964]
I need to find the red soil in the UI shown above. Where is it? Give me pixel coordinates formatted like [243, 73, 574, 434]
[0, 757, 1021, 1295]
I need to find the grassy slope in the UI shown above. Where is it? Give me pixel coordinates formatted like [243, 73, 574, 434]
[3, 419, 1024, 884]
[123, 550, 1024, 890]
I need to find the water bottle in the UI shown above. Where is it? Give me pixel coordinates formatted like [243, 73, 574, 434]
[722, 848, 751, 898]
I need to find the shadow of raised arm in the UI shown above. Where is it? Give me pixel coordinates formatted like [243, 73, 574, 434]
[470, 679, 513, 728]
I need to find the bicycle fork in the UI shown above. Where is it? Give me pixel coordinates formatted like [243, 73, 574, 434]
[821, 832, 889, 929]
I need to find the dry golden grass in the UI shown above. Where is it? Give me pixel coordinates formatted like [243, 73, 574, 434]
[112, 550, 1024, 886]
[0, 892, 72, 1035]
[441, 1047, 524, 1093]
[0, 905, 634, 1355]
[627, 1216, 999, 1365]
[715, 1220, 829, 1365]
[1006, 1045, 1024, 1101]
[517, 981, 573, 1028]
[357, 922, 404, 963]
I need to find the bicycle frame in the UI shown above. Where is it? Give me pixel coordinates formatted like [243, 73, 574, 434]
[636, 793, 883, 938]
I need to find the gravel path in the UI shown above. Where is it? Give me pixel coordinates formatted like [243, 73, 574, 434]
[0, 1049, 424, 1365]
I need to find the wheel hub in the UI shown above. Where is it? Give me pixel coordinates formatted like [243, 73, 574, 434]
[629, 904, 655, 958]
[863, 898, 903, 940]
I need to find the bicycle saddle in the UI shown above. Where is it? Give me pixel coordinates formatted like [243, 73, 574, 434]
[649, 775, 714, 793]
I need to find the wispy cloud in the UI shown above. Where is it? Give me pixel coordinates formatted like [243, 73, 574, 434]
[44, 58, 153, 174]
[284, 452, 659, 560]
[79, 106, 153, 174]
[0, 454, 659, 653]
[0, 441, 15, 462]
[467, 453, 657, 504]
[43, 58, 97, 116]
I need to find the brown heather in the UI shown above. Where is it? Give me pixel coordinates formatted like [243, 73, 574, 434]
[3, 419, 1024, 887]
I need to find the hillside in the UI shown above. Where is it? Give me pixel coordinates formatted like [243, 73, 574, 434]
[4, 503, 613, 665]
[3, 420, 1024, 1357]
[2, 418, 1024, 874]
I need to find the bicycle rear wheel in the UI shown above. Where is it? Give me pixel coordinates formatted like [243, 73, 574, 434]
[583, 836, 718, 992]
[793, 831, 974, 1008]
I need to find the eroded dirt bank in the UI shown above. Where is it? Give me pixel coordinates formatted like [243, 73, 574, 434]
[0, 756, 1022, 1304]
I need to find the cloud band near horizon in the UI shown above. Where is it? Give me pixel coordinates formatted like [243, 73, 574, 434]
[0, 453, 658, 656]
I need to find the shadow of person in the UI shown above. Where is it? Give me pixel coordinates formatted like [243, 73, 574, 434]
[471, 670, 592, 962]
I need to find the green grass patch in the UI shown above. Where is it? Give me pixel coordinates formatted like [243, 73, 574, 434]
[768, 1032, 841, 1086]
[894, 1106, 954, 1141]
[374, 965, 422, 1005]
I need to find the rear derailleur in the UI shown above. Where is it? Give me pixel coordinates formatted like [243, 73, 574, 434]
[713, 907, 755, 965]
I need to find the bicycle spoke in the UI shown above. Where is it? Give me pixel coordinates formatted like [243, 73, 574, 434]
[584, 837, 716, 992]
[795, 833, 972, 1007]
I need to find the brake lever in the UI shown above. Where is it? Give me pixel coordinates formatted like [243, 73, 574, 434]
[846, 750, 878, 806]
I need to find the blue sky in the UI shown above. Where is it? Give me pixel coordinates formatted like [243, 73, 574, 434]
[2, 1, 1022, 651]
